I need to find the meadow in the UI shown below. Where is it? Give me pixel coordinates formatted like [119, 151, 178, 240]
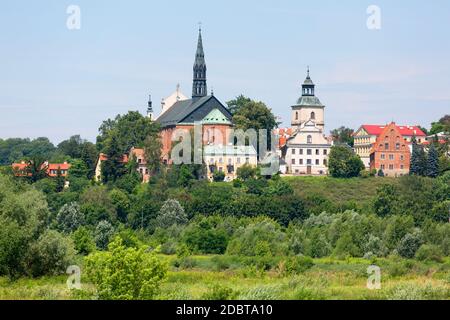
[1, 255, 449, 300]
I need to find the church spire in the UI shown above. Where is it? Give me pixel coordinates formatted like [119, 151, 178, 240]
[302, 66, 315, 96]
[192, 25, 207, 99]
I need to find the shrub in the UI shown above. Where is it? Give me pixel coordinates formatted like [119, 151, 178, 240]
[202, 284, 235, 300]
[26, 230, 76, 277]
[212, 171, 225, 182]
[282, 256, 314, 275]
[56, 202, 84, 234]
[415, 244, 443, 262]
[85, 237, 167, 300]
[227, 219, 287, 257]
[94, 220, 115, 250]
[72, 226, 95, 255]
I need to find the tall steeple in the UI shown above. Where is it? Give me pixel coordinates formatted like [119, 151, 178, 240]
[147, 94, 154, 120]
[302, 66, 315, 96]
[192, 25, 207, 99]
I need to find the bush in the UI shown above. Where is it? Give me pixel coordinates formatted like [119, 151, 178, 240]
[282, 256, 314, 275]
[415, 244, 443, 262]
[94, 220, 115, 250]
[227, 219, 287, 257]
[72, 227, 95, 255]
[202, 284, 235, 300]
[85, 237, 167, 300]
[56, 202, 85, 234]
[212, 171, 225, 182]
[26, 230, 76, 277]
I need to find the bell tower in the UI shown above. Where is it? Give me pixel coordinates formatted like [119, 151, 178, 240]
[291, 67, 325, 132]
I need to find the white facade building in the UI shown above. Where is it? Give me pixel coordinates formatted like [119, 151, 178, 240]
[285, 69, 332, 175]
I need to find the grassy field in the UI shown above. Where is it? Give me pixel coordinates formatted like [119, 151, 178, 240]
[1, 255, 449, 300]
[285, 176, 400, 208]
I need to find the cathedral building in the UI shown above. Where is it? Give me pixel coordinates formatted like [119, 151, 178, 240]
[156, 28, 234, 163]
[285, 69, 332, 175]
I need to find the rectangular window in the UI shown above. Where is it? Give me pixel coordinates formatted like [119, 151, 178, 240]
[381, 164, 385, 170]
[385, 143, 389, 150]
[292, 159, 296, 165]
[396, 143, 400, 150]
[400, 165, 404, 169]
[292, 149, 296, 155]
[323, 159, 328, 166]
[307, 159, 312, 165]
[400, 155, 404, 161]
[389, 164, 394, 170]
[389, 154, 394, 160]
[307, 149, 312, 155]
[381, 154, 385, 160]
[324, 149, 328, 155]
[299, 159, 303, 165]
[300, 149, 304, 155]
[316, 149, 320, 155]
[315, 159, 319, 165]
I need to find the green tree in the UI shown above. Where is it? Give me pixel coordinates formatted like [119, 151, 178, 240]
[85, 237, 167, 300]
[144, 123, 162, 175]
[26, 230, 76, 277]
[56, 202, 85, 234]
[410, 137, 427, 176]
[25, 156, 48, 183]
[229, 96, 278, 157]
[426, 144, 439, 178]
[429, 115, 450, 135]
[156, 199, 188, 228]
[328, 146, 364, 178]
[397, 231, 423, 258]
[331, 127, 355, 147]
[94, 220, 115, 250]
[236, 164, 257, 181]
[72, 226, 95, 255]
[101, 133, 126, 183]
[97, 111, 156, 153]
[373, 184, 398, 217]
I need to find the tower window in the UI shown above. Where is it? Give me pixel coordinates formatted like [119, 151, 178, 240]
[311, 112, 315, 120]
[307, 135, 312, 144]
[295, 112, 298, 120]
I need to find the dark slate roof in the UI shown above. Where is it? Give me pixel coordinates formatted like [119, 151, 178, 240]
[156, 95, 233, 128]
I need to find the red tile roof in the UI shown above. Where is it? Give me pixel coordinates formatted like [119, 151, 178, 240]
[362, 125, 426, 137]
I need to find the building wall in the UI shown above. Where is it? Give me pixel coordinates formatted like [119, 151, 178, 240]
[160, 124, 233, 163]
[204, 153, 258, 181]
[291, 106, 324, 130]
[369, 123, 411, 177]
[285, 145, 330, 175]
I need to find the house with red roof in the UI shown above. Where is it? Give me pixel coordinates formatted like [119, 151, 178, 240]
[95, 147, 150, 183]
[12, 161, 71, 178]
[354, 124, 426, 168]
[369, 123, 411, 177]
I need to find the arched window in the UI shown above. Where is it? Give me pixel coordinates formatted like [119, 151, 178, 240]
[311, 112, 315, 120]
[307, 135, 312, 144]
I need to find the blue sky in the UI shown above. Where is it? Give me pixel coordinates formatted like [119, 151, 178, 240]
[1, 0, 449, 143]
